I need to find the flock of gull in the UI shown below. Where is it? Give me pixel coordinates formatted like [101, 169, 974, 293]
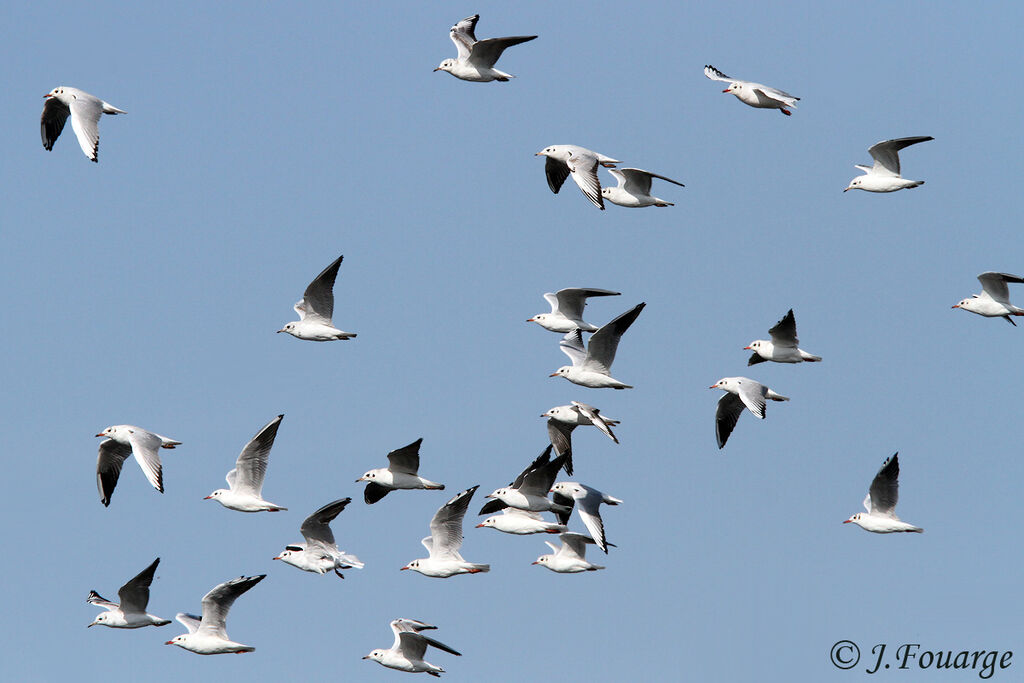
[49, 11, 1024, 678]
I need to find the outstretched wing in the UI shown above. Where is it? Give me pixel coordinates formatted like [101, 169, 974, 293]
[296, 255, 343, 323]
[301, 498, 351, 546]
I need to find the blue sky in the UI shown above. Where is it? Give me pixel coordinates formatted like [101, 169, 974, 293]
[3, 1, 1024, 680]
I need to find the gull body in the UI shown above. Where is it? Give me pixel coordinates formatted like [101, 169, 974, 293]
[41, 86, 125, 162]
[95, 425, 181, 507]
[357, 438, 445, 504]
[165, 575, 265, 655]
[536, 145, 621, 210]
[602, 168, 684, 208]
[476, 508, 567, 535]
[844, 453, 923, 533]
[745, 309, 821, 365]
[550, 482, 622, 553]
[844, 136, 933, 192]
[704, 65, 798, 115]
[551, 303, 645, 389]
[533, 532, 605, 573]
[527, 287, 620, 333]
[402, 486, 489, 578]
[205, 415, 287, 512]
[278, 255, 356, 340]
[364, 618, 460, 677]
[710, 377, 789, 449]
[274, 498, 363, 578]
[435, 14, 536, 82]
[953, 272, 1024, 325]
[87, 558, 170, 629]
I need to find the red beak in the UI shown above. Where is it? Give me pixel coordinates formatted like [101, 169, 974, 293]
[722, 88, 730, 93]
[475, 523, 485, 528]
[400, 566, 409, 571]
[952, 304, 960, 309]
[743, 346, 752, 350]
[164, 640, 174, 645]
[842, 519, 852, 524]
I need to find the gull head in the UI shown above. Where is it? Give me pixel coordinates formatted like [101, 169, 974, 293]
[709, 377, 738, 392]
[356, 469, 381, 483]
[434, 59, 456, 73]
[550, 482, 580, 496]
[843, 513, 863, 525]
[204, 489, 227, 501]
[363, 649, 386, 662]
[476, 518, 496, 529]
[526, 313, 548, 325]
[44, 87, 68, 102]
[843, 178, 862, 192]
[952, 298, 974, 311]
[487, 487, 509, 500]
[532, 555, 551, 566]
[541, 406, 566, 419]
[273, 546, 301, 562]
[535, 146, 566, 159]
[400, 560, 420, 572]
[277, 323, 295, 335]
[550, 366, 572, 379]
[723, 82, 740, 95]
[165, 635, 188, 647]
[744, 340, 764, 351]
[88, 613, 109, 628]
[96, 425, 131, 441]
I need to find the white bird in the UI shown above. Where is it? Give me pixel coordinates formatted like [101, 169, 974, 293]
[710, 377, 789, 449]
[550, 482, 622, 553]
[204, 415, 287, 512]
[844, 453, 923, 533]
[551, 302, 646, 389]
[41, 87, 125, 162]
[475, 508, 567, 535]
[704, 65, 798, 115]
[87, 558, 170, 629]
[543, 401, 620, 470]
[745, 309, 822, 365]
[536, 145, 621, 210]
[484, 447, 571, 515]
[402, 486, 490, 578]
[165, 575, 266, 655]
[602, 168, 685, 208]
[95, 425, 181, 507]
[363, 618, 461, 677]
[527, 287, 621, 333]
[434, 14, 536, 82]
[278, 255, 356, 341]
[274, 498, 364, 578]
[356, 438, 445, 504]
[953, 272, 1024, 325]
[844, 136, 934, 193]
[533, 532, 605, 573]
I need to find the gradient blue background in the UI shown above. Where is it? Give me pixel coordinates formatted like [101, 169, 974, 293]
[2, 1, 1022, 681]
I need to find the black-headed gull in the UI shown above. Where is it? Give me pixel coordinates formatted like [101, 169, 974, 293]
[356, 438, 445, 504]
[536, 145, 621, 210]
[435, 14, 536, 82]
[551, 303, 646, 389]
[484, 447, 571, 515]
[475, 508, 567, 535]
[844, 453, 923, 533]
[87, 558, 170, 629]
[533, 532, 605, 573]
[274, 498, 364, 578]
[953, 272, 1024, 325]
[527, 287, 621, 333]
[95, 425, 181, 507]
[844, 136, 933, 193]
[41, 87, 125, 162]
[278, 255, 356, 341]
[710, 377, 789, 449]
[745, 309, 821, 365]
[165, 575, 265, 655]
[402, 486, 489, 578]
[602, 168, 685, 208]
[543, 401, 619, 469]
[363, 618, 461, 676]
[204, 415, 287, 512]
[550, 482, 622, 553]
[704, 65, 798, 115]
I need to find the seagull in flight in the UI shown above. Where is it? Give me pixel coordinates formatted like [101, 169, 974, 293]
[364, 618, 461, 677]
[844, 453, 923, 533]
[95, 425, 181, 507]
[484, 447, 571, 515]
[356, 438, 445, 504]
[87, 558, 170, 629]
[745, 309, 821, 365]
[527, 287, 621, 333]
[710, 377, 789, 449]
[41, 86, 125, 161]
[543, 401, 619, 468]
[536, 145, 621, 210]
[704, 65, 798, 115]
[274, 498, 364, 578]
[602, 168, 685, 208]
[165, 575, 266, 655]
[435, 14, 536, 82]
[551, 303, 646, 389]
[402, 486, 490, 578]
[952, 272, 1024, 325]
[550, 482, 622, 553]
[278, 255, 356, 341]
[844, 136, 933, 192]
[533, 532, 605, 573]
[204, 415, 287, 512]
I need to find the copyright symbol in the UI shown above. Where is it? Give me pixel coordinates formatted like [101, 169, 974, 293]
[831, 640, 860, 669]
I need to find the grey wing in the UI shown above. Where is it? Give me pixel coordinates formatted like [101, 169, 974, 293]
[559, 328, 587, 366]
[624, 167, 685, 191]
[558, 532, 594, 559]
[297, 255, 342, 323]
[551, 491, 575, 526]
[767, 309, 799, 346]
[868, 136, 933, 176]
[175, 613, 202, 634]
[198, 575, 266, 637]
[704, 64, 734, 83]
[547, 419, 575, 457]
[468, 35, 536, 68]
[755, 85, 798, 104]
[422, 635, 462, 656]
[300, 498, 352, 546]
[567, 152, 604, 209]
[509, 445, 552, 490]
[571, 402, 619, 443]
[86, 591, 118, 610]
[69, 97, 103, 161]
[977, 272, 1024, 303]
[449, 14, 479, 59]
[117, 558, 160, 614]
[232, 415, 283, 495]
[41, 97, 70, 151]
[554, 287, 621, 320]
[127, 429, 165, 494]
[392, 618, 437, 634]
[542, 292, 559, 313]
[387, 438, 422, 474]
[520, 453, 568, 496]
[364, 482, 392, 504]
[737, 381, 768, 419]
[398, 632, 430, 661]
[576, 490, 609, 552]
[545, 155, 571, 194]
[584, 302, 646, 373]
[429, 486, 477, 558]
[715, 392, 745, 449]
[616, 168, 653, 195]
[867, 453, 900, 516]
[97, 439, 132, 506]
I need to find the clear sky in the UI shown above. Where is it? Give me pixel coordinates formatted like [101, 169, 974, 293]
[3, 1, 1023, 681]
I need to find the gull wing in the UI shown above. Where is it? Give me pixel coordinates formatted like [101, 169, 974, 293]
[468, 35, 536, 69]
[583, 302, 646, 374]
[86, 591, 118, 610]
[558, 532, 595, 560]
[559, 328, 588, 367]
[231, 415, 283, 495]
[866, 453, 900, 517]
[397, 632, 430, 661]
[69, 97, 103, 161]
[40, 97, 70, 151]
[704, 64, 735, 83]
[118, 558, 160, 614]
[387, 438, 422, 475]
[867, 136, 933, 176]
[300, 498, 352, 547]
[571, 401, 619, 443]
[767, 309, 799, 347]
[546, 418, 575, 459]
[364, 482, 392, 505]
[736, 380, 768, 419]
[566, 152, 604, 209]
[449, 14, 479, 59]
[554, 287, 620, 320]
[295, 255, 342, 323]
[197, 575, 266, 638]
[428, 486, 477, 559]
[715, 392, 745, 449]
[544, 156, 570, 194]
[126, 428, 165, 494]
[96, 438, 133, 507]
[519, 453, 568, 496]
[977, 272, 1024, 303]
[175, 613, 202, 634]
